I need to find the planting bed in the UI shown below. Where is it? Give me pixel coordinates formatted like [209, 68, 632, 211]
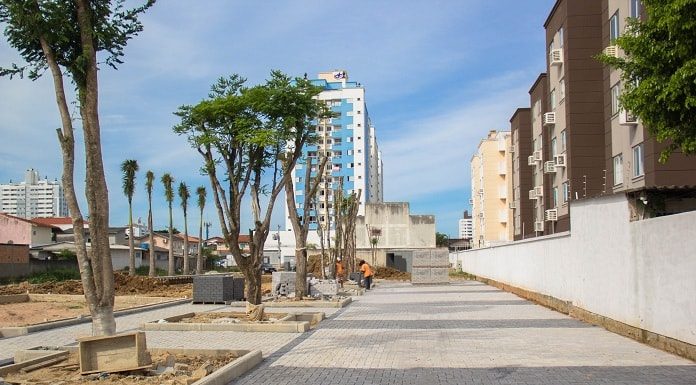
[142, 311, 325, 333]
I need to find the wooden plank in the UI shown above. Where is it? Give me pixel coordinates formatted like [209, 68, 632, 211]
[20, 356, 67, 373]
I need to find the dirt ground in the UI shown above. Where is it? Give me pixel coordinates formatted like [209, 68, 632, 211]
[3, 351, 238, 385]
[306, 254, 411, 281]
[0, 296, 174, 328]
[179, 312, 287, 324]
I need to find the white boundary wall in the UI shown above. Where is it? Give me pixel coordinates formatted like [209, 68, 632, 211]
[459, 194, 696, 346]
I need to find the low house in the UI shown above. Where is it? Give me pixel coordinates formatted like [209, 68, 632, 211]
[31, 217, 88, 232]
[0, 212, 56, 246]
[56, 227, 127, 245]
[136, 232, 200, 272]
[32, 241, 144, 271]
[205, 235, 251, 267]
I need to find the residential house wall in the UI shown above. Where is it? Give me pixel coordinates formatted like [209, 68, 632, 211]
[0, 213, 54, 246]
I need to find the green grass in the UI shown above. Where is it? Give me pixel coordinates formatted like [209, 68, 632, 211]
[27, 268, 81, 284]
[133, 266, 168, 276]
[449, 269, 476, 280]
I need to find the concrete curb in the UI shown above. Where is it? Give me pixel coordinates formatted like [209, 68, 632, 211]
[141, 312, 325, 333]
[228, 297, 352, 308]
[0, 298, 190, 339]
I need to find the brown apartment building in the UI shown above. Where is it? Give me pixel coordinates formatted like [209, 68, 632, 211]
[602, 0, 696, 217]
[510, 107, 534, 240]
[508, 0, 696, 240]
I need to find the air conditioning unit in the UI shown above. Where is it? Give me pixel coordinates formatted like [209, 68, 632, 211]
[534, 221, 544, 232]
[478, 188, 484, 195]
[554, 154, 567, 167]
[529, 189, 536, 200]
[544, 161, 556, 173]
[604, 45, 619, 58]
[533, 150, 543, 162]
[545, 209, 558, 221]
[509, 201, 517, 209]
[527, 155, 536, 166]
[619, 109, 638, 126]
[550, 49, 564, 66]
[509, 146, 515, 153]
[534, 186, 544, 197]
[543, 112, 556, 126]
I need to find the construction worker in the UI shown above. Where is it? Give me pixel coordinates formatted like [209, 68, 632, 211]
[335, 257, 345, 288]
[358, 259, 374, 290]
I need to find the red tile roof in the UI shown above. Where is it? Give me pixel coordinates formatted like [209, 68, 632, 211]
[31, 217, 84, 226]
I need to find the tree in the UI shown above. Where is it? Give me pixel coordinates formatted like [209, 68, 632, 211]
[196, 186, 207, 274]
[161, 173, 175, 275]
[284, 154, 328, 298]
[598, 0, 696, 161]
[178, 182, 190, 275]
[436, 232, 449, 247]
[120, 159, 138, 276]
[0, 0, 154, 336]
[145, 170, 156, 277]
[173, 72, 328, 304]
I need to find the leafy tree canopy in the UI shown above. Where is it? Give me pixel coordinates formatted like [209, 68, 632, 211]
[599, 0, 696, 161]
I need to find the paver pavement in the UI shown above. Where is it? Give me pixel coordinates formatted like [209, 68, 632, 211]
[1, 281, 695, 384]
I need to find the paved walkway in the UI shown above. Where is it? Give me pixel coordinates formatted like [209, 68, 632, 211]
[2, 281, 695, 384]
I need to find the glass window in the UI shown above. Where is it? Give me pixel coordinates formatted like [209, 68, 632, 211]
[562, 181, 570, 202]
[611, 83, 620, 115]
[630, 0, 641, 19]
[551, 138, 557, 156]
[553, 187, 558, 208]
[558, 27, 564, 48]
[559, 78, 566, 101]
[613, 154, 623, 185]
[633, 143, 644, 177]
[560, 130, 567, 152]
[610, 11, 620, 43]
[550, 89, 557, 110]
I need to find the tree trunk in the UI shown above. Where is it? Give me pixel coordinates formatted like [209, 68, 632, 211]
[183, 216, 189, 275]
[148, 199, 155, 277]
[242, 255, 263, 304]
[197, 208, 204, 274]
[168, 204, 174, 276]
[75, 0, 115, 335]
[128, 202, 135, 276]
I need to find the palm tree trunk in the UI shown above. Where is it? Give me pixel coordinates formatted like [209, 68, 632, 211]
[183, 216, 189, 275]
[197, 208, 204, 274]
[128, 202, 135, 276]
[148, 199, 155, 277]
[168, 204, 174, 276]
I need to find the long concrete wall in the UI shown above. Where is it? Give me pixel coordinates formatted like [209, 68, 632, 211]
[459, 194, 696, 347]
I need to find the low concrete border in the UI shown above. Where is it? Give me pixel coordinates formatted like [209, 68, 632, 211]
[0, 294, 30, 305]
[228, 297, 352, 308]
[0, 298, 190, 339]
[470, 274, 696, 362]
[141, 312, 325, 333]
[0, 347, 262, 385]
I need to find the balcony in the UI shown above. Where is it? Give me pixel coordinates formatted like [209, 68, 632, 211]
[499, 210, 508, 223]
[498, 187, 507, 199]
[498, 162, 507, 175]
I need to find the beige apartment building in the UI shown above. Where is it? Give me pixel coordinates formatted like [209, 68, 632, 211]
[471, 130, 513, 248]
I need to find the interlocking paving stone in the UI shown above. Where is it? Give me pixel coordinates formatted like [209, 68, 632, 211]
[1, 282, 695, 385]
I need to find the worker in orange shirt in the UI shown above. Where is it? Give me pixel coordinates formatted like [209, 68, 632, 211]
[358, 259, 374, 290]
[335, 257, 345, 288]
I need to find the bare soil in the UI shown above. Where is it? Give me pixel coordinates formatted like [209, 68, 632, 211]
[3, 351, 237, 385]
[178, 312, 287, 324]
[0, 296, 174, 328]
[374, 266, 411, 281]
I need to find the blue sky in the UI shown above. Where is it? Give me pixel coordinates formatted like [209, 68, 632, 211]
[0, 0, 556, 238]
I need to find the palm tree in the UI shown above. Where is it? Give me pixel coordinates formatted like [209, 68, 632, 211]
[178, 182, 191, 275]
[195, 186, 206, 274]
[145, 170, 156, 277]
[120, 159, 138, 276]
[161, 173, 175, 275]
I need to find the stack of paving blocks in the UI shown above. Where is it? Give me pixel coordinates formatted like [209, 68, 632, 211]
[411, 249, 449, 285]
[193, 275, 244, 303]
[272, 271, 299, 296]
[309, 280, 339, 296]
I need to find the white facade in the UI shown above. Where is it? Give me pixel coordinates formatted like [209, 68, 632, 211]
[0, 169, 68, 219]
[124, 217, 149, 237]
[458, 216, 473, 239]
[286, 70, 383, 231]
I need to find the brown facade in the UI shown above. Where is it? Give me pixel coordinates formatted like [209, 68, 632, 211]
[510, 108, 535, 240]
[0, 243, 30, 264]
[545, 0, 605, 233]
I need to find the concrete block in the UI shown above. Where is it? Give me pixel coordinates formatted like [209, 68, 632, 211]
[309, 280, 339, 296]
[430, 267, 449, 283]
[78, 331, 151, 374]
[411, 250, 431, 267]
[430, 249, 449, 267]
[411, 267, 431, 284]
[193, 275, 243, 303]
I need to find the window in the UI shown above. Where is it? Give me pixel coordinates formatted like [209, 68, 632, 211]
[295, 177, 302, 183]
[553, 187, 558, 208]
[560, 130, 567, 152]
[610, 11, 620, 43]
[630, 0, 641, 19]
[562, 181, 570, 203]
[613, 154, 623, 185]
[559, 78, 566, 101]
[633, 143, 644, 177]
[611, 83, 620, 116]
[558, 27, 564, 48]
[551, 137, 557, 156]
[347, 150, 354, 155]
[347, 137, 353, 142]
[550, 89, 557, 110]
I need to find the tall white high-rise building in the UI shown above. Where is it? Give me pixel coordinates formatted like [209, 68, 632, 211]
[286, 70, 383, 230]
[458, 210, 473, 239]
[0, 169, 68, 219]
